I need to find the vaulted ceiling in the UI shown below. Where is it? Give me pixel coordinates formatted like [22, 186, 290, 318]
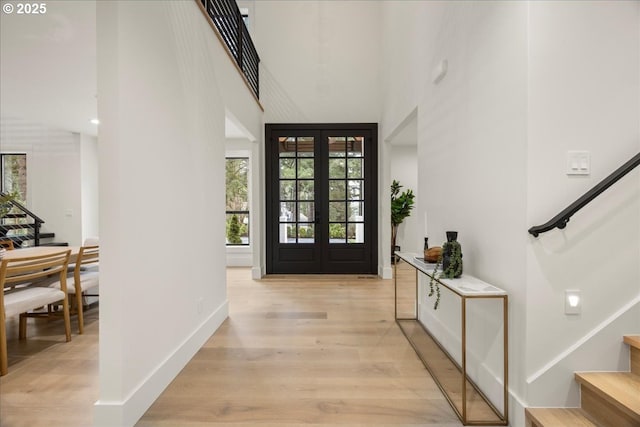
[0, 1, 98, 137]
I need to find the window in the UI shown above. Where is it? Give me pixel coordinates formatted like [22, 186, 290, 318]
[1, 153, 27, 203]
[226, 157, 250, 246]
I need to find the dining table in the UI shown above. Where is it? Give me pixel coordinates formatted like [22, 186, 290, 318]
[2, 246, 81, 261]
[1, 246, 82, 289]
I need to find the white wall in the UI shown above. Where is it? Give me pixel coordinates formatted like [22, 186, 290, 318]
[381, 1, 640, 425]
[254, 1, 381, 124]
[81, 133, 99, 242]
[390, 145, 419, 253]
[0, 117, 86, 246]
[418, 2, 529, 420]
[525, 0, 640, 406]
[95, 1, 262, 426]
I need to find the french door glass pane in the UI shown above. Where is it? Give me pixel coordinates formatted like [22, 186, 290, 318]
[278, 136, 315, 244]
[298, 159, 314, 178]
[298, 223, 315, 242]
[328, 137, 347, 157]
[327, 136, 365, 245]
[280, 181, 295, 200]
[279, 159, 296, 178]
[329, 202, 345, 222]
[329, 180, 345, 200]
[348, 180, 363, 200]
[328, 158, 345, 179]
[280, 202, 295, 222]
[298, 202, 315, 222]
[347, 158, 362, 178]
[347, 137, 364, 157]
[329, 223, 346, 243]
[298, 181, 314, 200]
[348, 201, 363, 219]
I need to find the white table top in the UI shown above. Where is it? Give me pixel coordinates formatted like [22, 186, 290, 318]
[395, 251, 507, 296]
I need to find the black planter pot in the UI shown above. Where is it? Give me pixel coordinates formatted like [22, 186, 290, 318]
[442, 231, 463, 278]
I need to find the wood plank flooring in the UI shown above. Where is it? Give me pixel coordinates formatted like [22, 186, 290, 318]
[0, 308, 99, 427]
[1, 269, 464, 427]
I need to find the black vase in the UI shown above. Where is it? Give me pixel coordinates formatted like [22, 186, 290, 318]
[442, 231, 462, 278]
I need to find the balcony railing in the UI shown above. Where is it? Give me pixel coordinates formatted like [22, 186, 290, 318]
[200, 0, 260, 99]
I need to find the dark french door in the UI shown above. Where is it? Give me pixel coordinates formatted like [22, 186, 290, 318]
[266, 124, 378, 274]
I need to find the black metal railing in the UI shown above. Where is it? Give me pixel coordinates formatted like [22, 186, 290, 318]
[529, 152, 640, 237]
[0, 192, 44, 246]
[200, 0, 260, 99]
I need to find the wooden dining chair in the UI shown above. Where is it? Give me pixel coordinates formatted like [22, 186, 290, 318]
[0, 249, 72, 376]
[0, 240, 15, 250]
[51, 245, 99, 334]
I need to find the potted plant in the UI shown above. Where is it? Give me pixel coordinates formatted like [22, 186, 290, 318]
[390, 180, 415, 263]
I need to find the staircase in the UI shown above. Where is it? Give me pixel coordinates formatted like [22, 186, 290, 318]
[525, 335, 640, 427]
[0, 194, 63, 247]
[1, 214, 58, 246]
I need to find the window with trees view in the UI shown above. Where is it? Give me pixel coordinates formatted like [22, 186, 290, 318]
[226, 157, 250, 246]
[1, 153, 27, 202]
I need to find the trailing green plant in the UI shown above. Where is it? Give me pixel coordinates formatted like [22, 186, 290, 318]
[427, 239, 463, 310]
[390, 180, 415, 258]
[428, 256, 442, 310]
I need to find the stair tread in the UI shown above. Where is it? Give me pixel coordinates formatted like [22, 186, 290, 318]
[624, 335, 640, 350]
[575, 372, 640, 420]
[525, 407, 599, 426]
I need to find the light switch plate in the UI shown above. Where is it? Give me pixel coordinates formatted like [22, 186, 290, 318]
[567, 151, 590, 175]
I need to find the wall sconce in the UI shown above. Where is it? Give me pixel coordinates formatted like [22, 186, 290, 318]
[565, 290, 581, 315]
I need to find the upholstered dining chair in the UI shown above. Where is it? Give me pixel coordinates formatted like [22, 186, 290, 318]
[67, 237, 99, 273]
[0, 249, 72, 376]
[51, 245, 99, 334]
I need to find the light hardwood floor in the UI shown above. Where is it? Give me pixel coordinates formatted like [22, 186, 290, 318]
[1, 268, 463, 427]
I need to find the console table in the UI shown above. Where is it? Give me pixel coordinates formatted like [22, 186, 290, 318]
[394, 251, 509, 426]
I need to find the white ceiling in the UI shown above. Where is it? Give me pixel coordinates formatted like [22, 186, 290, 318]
[0, 1, 98, 136]
[1, 2, 257, 141]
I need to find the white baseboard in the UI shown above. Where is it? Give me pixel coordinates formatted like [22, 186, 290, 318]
[94, 300, 229, 427]
[381, 265, 393, 279]
[251, 266, 262, 279]
[226, 251, 252, 267]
